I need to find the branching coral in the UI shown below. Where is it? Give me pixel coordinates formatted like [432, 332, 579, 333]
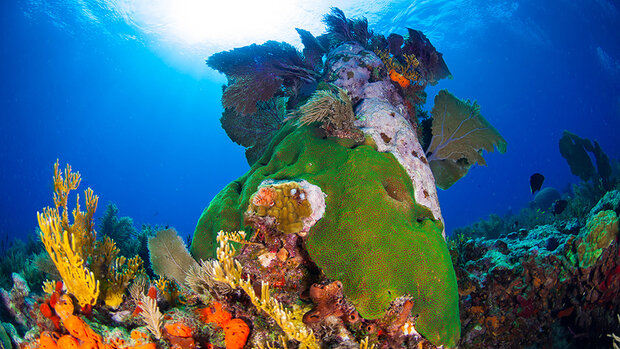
[37, 161, 100, 307]
[209, 231, 319, 349]
[38, 160, 144, 308]
[185, 259, 232, 298]
[425, 90, 507, 189]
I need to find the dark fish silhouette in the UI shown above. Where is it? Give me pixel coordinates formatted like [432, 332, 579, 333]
[530, 173, 544, 194]
[552, 199, 568, 215]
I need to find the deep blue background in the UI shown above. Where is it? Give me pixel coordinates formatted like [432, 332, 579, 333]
[1, 0, 619, 241]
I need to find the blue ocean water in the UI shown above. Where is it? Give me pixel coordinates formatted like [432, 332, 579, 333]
[0, 0, 619, 243]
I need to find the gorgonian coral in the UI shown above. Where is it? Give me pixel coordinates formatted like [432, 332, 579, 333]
[322, 7, 373, 49]
[38, 160, 144, 308]
[426, 90, 506, 189]
[287, 85, 362, 142]
[207, 41, 318, 116]
[220, 96, 288, 165]
[391, 29, 452, 86]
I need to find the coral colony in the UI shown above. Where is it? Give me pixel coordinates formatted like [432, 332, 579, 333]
[0, 8, 618, 349]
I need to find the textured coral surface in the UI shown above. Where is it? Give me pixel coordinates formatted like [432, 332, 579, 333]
[192, 123, 460, 347]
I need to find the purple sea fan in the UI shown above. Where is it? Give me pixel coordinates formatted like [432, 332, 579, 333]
[207, 41, 318, 115]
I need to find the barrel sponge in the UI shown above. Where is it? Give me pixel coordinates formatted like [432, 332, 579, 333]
[191, 123, 460, 347]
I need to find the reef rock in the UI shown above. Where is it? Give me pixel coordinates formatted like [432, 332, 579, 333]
[326, 42, 444, 235]
[453, 195, 620, 348]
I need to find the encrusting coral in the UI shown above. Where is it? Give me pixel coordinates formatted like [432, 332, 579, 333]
[245, 181, 314, 236]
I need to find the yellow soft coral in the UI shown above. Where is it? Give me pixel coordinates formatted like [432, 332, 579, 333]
[210, 231, 318, 349]
[38, 161, 100, 307]
[38, 160, 143, 308]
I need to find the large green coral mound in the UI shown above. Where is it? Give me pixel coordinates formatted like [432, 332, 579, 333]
[191, 123, 460, 347]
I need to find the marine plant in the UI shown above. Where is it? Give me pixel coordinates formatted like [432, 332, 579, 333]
[425, 89, 507, 189]
[37, 160, 144, 308]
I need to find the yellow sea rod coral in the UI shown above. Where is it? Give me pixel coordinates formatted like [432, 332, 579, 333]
[37, 161, 100, 307]
[210, 231, 319, 349]
[38, 160, 144, 308]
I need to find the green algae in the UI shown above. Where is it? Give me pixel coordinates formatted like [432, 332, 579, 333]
[191, 123, 460, 347]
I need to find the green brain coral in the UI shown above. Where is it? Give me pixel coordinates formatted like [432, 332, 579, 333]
[191, 123, 460, 347]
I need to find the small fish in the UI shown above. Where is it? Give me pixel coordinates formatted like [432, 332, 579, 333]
[530, 173, 544, 194]
[552, 199, 568, 215]
[388, 69, 410, 89]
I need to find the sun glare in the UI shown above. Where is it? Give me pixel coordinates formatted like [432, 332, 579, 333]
[105, 0, 359, 76]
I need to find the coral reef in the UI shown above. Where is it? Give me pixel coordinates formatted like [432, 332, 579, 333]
[192, 122, 460, 347]
[0, 8, 520, 349]
[452, 193, 619, 348]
